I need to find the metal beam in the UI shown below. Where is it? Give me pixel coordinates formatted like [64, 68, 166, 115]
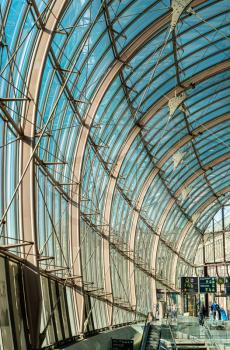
[20, 0, 66, 263]
[0, 98, 31, 102]
[0, 241, 34, 250]
[102, 0, 139, 320]
[196, 261, 230, 267]
[21, 0, 84, 331]
[0, 101, 23, 135]
[171, 26, 221, 206]
[28, 0, 45, 29]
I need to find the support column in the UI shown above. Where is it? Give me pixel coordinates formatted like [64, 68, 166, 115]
[20, 0, 67, 265]
[203, 248, 209, 317]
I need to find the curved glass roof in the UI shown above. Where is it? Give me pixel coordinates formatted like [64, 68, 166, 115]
[0, 0, 229, 326]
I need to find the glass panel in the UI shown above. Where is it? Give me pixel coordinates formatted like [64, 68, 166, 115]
[0, 256, 14, 350]
[8, 261, 26, 350]
[41, 276, 56, 346]
[49, 280, 63, 341]
[66, 288, 78, 336]
[225, 232, 230, 260]
[58, 285, 70, 339]
[224, 206, 230, 230]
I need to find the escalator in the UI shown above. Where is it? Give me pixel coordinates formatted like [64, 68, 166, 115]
[140, 322, 161, 350]
[159, 323, 208, 350]
[145, 323, 161, 350]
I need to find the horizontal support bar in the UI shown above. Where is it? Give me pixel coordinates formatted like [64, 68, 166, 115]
[43, 161, 67, 165]
[45, 267, 69, 273]
[0, 242, 34, 249]
[0, 97, 31, 102]
[37, 256, 54, 261]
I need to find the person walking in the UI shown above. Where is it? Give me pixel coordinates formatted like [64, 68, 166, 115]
[217, 304, 221, 320]
[220, 306, 228, 321]
[172, 304, 177, 320]
[166, 304, 172, 319]
[211, 302, 218, 320]
[198, 303, 205, 326]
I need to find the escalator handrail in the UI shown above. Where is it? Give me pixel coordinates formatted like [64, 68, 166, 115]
[167, 319, 178, 350]
[204, 321, 222, 350]
[139, 321, 150, 350]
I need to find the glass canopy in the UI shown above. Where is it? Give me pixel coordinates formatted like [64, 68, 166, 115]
[0, 0, 229, 334]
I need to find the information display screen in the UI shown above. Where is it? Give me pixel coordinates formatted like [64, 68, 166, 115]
[199, 277, 216, 293]
[112, 339, 134, 350]
[181, 277, 198, 294]
[225, 277, 230, 295]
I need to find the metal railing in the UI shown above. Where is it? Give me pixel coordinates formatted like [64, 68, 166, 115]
[139, 321, 150, 350]
[204, 322, 224, 350]
[141, 315, 230, 350]
[157, 319, 178, 350]
[157, 315, 230, 350]
[139, 312, 162, 350]
[167, 319, 178, 350]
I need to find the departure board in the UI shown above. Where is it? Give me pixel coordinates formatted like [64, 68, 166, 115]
[225, 277, 230, 295]
[181, 277, 198, 294]
[199, 277, 216, 293]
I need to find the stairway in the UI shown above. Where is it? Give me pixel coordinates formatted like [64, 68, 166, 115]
[144, 324, 161, 350]
[175, 339, 207, 350]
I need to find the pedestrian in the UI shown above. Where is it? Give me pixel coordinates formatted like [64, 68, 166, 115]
[198, 303, 205, 326]
[217, 304, 221, 320]
[172, 304, 177, 320]
[156, 303, 159, 320]
[211, 302, 217, 320]
[220, 306, 228, 321]
[166, 304, 172, 319]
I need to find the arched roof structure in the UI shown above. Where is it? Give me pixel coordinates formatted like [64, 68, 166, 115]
[0, 0, 229, 330]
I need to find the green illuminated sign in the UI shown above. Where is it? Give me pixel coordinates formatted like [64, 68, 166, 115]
[199, 277, 216, 293]
[181, 277, 198, 294]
